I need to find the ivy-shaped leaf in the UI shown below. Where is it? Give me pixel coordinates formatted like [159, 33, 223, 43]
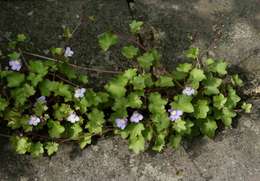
[241, 102, 252, 113]
[208, 60, 228, 75]
[11, 136, 31, 154]
[171, 95, 194, 113]
[137, 52, 155, 69]
[86, 108, 105, 134]
[7, 72, 25, 88]
[129, 20, 143, 34]
[122, 45, 139, 59]
[213, 94, 227, 110]
[225, 86, 241, 108]
[152, 131, 167, 152]
[231, 74, 243, 87]
[45, 142, 59, 156]
[169, 134, 182, 149]
[202, 76, 222, 95]
[185, 47, 199, 59]
[194, 99, 210, 119]
[155, 76, 174, 87]
[67, 123, 83, 140]
[98, 32, 118, 51]
[30, 142, 44, 157]
[47, 120, 65, 138]
[79, 133, 92, 149]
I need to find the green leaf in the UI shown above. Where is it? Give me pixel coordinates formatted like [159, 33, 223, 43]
[122, 45, 139, 59]
[221, 107, 237, 127]
[67, 123, 83, 140]
[28, 60, 49, 75]
[194, 99, 210, 119]
[47, 120, 65, 138]
[171, 95, 194, 113]
[127, 92, 143, 109]
[11, 84, 35, 106]
[171, 70, 188, 81]
[143, 73, 154, 87]
[148, 93, 168, 114]
[74, 97, 89, 113]
[0, 97, 8, 112]
[176, 63, 192, 73]
[128, 123, 145, 154]
[30, 142, 44, 157]
[122, 68, 137, 80]
[78, 75, 88, 84]
[11, 136, 31, 154]
[137, 52, 155, 69]
[155, 76, 174, 87]
[84, 90, 109, 107]
[98, 32, 118, 51]
[241, 102, 252, 113]
[208, 60, 228, 75]
[151, 112, 170, 132]
[79, 133, 92, 149]
[203, 77, 222, 95]
[143, 126, 153, 141]
[129, 135, 145, 154]
[173, 120, 187, 133]
[200, 118, 218, 138]
[152, 131, 167, 152]
[185, 47, 199, 59]
[189, 68, 206, 82]
[225, 86, 241, 108]
[8, 52, 20, 60]
[58, 63, 77, 80]
[86, 108, 105, 134]
[7, 72, 25, 87]
[169, 134, 182, 149]
[231, 74, 243, 87]
[45, 142, 59, 156]
[131, 75, 146, 90]
[33, 101, 48, 116]
[105, 76, 127, 98]
[213, 94, 227, 110]
[50, 47, 63, 56]
[53, 103, 72, 121]
[17, 34, 27, 42]
[129, 20, 143, 34]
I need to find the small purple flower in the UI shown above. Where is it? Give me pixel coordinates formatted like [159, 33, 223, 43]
[37, 96, 47, 103]
[28, 116, 41, 126]
[67, 112, 80, 123]
[168, 109, 183, 121]
[64, 47, 74, 57]
[182, 87, 195, 96]
[9, 60, 22, 71]
[115, 118, 128, 130]
[130, 111, 144, 123]
[74, 88, 86, 98]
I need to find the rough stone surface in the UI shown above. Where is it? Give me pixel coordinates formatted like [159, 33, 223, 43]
[0, 0, 260, 181]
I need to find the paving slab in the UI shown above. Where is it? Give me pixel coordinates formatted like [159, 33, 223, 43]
[0, 0, 260, 181]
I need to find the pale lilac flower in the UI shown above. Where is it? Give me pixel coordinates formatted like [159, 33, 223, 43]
[37, 96, 47, 103]
[67, 112, 80, 123]
[115, 118, 128, 129]
[9, 60, 22, 71]
[28, 116, 41, 126]
[182, 87, 195, 96]
[74, 88, 86, 98]
[130, 111, 144, 123]
[168, 109, 183, 121]
[64, 47, 74, 57]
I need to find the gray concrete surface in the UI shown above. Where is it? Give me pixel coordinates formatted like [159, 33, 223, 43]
[0, 0, 260, 180]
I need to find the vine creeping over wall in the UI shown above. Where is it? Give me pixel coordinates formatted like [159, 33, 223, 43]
[0, 20, 252, 156]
